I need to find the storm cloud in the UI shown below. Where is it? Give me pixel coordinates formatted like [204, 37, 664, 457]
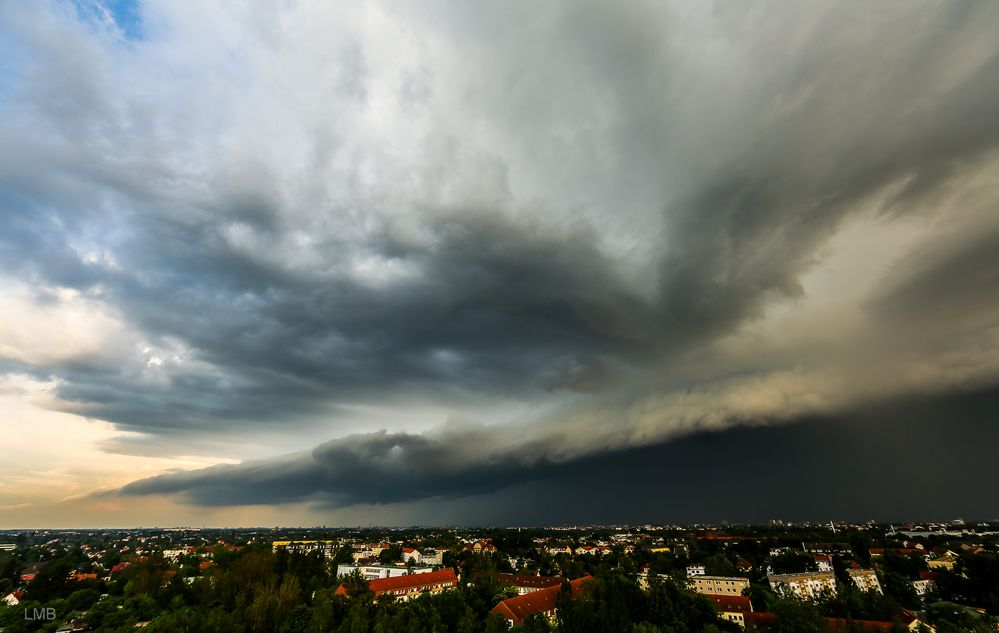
[2, 1, 999, 516]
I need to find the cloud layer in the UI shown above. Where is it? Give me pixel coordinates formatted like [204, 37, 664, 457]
[2, 0, 999, 513]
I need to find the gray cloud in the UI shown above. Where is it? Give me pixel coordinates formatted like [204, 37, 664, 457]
[2, 1, 999, 510]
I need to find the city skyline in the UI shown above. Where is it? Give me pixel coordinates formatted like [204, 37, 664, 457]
[2, 0, 999, 528]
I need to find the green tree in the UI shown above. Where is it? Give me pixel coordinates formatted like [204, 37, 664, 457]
[769, 597, 825, 633]
[521, 612, 552, 632]
[704, 554, 737, 577]
[378, 545, 403, 565]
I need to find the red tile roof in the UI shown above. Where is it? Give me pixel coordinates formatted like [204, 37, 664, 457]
[868, 548, 923, 556]
[826, 618, 896, 631]
[491, 576, 592, 626]
[743, 612, 916, 631]
[335, 569, 457, 597]
[495, 573, 563, 589]
[707, 594, 753, 614]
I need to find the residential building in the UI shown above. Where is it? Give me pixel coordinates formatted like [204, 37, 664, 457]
[335, 569, 457, 602]
[768, 571, 837, 599]
[421, 549, 443, 566]
[848, 568, 882, 594]
[692, 575, 750, 597]
[868, 548, 923, 558]
[927, 554, 957, 570]
[402, 547, 422, 564]
[802, 543, 853, 555]
[747, 611, 925, 631]
[271, 540, 339, 558]
[465, 540, 497, 554]
[162, 549, 186, 561]
[336, 564, 433, 580]
[0, 544, 15, 552]
[814, 555, 833, 572]
[686, 565, 706, 577]
[495, 573, 563, 595]
[490, 576, 592, 627]
[912, 571, 937, 597]
[706, 594, 753, 628]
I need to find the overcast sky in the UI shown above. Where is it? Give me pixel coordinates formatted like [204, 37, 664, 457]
[1, 0, 998, 527]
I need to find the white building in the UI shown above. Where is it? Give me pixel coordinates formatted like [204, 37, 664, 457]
[402, 548, 423, 564]
[687, 565, 706, 577]
[162, 549, 187, 562]
[272, 540, 339, 558]
[848, 569, 882, 594]
[421, 549, 443, 566]
[912, 577, 937, 597]
[336, 564, 432, 580]
[768, 571, 837, 600]
[813, 555, 833, 573]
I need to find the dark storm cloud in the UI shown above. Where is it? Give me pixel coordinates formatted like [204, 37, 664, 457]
[2, 0, 999, 512]
[117, 424, 557, 507]
[117, 385, 999, 520]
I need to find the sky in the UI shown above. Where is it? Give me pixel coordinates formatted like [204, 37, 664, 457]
[1, 0, 998, 528]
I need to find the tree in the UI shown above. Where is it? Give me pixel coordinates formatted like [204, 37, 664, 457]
[769, 598, 825, 633]
[770, 552, 818, 575]
[378, 545, 403, 565]
[25, 558, 73, 602]
[521, 612, 552, 632]
[704, 554, 737, 577]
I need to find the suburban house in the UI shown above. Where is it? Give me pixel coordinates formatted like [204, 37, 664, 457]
[707, 594, 753, 628]
[927, 554, 957, 571]
[490, 576, 592, 627]
[402, 547, 422, 564]
[466, 540, 498, 554]
[912, 571, 937, 597]
[335, 568, 458, 602]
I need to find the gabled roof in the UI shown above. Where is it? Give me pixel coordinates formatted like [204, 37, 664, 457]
[491, 576, 592, 626]
[495, 573, 563, 589]
[336, 569, 457, 596]
[707, 594, 752, 613]
[744, 611, 918, 631]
